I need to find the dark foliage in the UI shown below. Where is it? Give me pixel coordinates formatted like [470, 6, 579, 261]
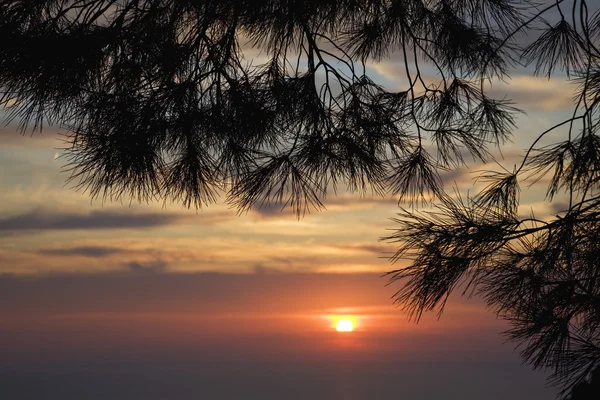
[1, 0, 600, 397]
[567, 366, 600, 399]
[0, 0, 526, 211]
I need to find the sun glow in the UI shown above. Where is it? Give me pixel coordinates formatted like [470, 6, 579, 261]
[336, 319, 354, 332]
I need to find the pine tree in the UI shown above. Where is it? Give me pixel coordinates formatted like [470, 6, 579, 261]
[2, 0, 600, 396]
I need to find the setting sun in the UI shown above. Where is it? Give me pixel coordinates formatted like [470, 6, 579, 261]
[336, 319, 354, 332]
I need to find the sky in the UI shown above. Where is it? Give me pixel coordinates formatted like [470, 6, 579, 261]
[0, 3, 589, 400]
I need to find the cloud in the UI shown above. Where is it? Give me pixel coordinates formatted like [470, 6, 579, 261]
[1, 231, 393, 275]
[549, 201, 570, 215]
[252, 200, 293, 217]
[0, 124, 62, 147]
[0, 270, 483, 318]
[36, 246, 126, 257]
[246, 194, 399, 219]
[323, 194, 398, 211]
[365, 58, 576, 112]
[439, 168, 472, 186]
[34, 245, 175, 273]
[1, 239, 212, 275]
[487, 75, 575, 112]
[123, 259, 168, 274]
[252, 263, 285, 275]
[331, 244, 393, 256]
[0, 208, 183, 233]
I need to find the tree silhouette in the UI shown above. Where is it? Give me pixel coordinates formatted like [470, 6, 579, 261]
[568, 366, 600, 399]
[1, 0, 600, 397]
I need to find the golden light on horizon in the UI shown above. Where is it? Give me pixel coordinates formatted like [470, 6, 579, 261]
[324, 313, 360, 332]
[336, 319, 354, 332]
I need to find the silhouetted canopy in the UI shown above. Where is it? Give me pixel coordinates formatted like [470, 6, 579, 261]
[568, 366, 600, 399]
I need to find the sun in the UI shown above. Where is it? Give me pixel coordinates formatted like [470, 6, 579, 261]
[336, 319, 354, 332]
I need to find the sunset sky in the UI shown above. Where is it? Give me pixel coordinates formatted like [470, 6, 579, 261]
[0, 5, 585, 398]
